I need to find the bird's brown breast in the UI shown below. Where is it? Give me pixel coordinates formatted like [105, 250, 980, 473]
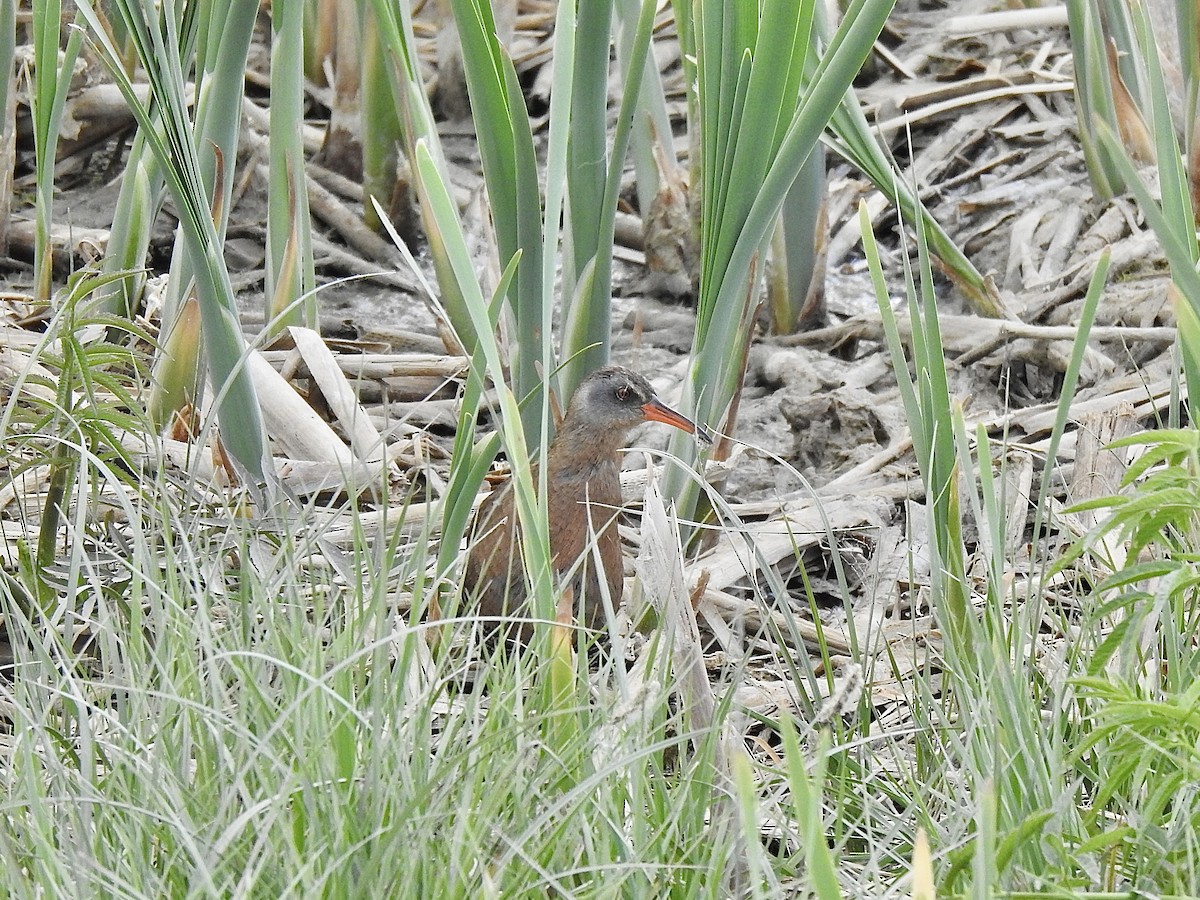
[465, 455, 626, 634]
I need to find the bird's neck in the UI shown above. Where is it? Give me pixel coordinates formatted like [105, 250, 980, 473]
[546, 426, 625, 483]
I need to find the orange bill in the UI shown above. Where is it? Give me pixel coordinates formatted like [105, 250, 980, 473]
[641, 398, 713, 444]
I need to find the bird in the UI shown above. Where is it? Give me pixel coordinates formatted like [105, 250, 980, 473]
[464, 366, 709, 641]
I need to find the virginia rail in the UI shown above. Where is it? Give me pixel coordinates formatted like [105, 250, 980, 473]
[465, 366, 707, 639]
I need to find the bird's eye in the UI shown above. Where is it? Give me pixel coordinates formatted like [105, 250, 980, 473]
[615, 385, 630, 402]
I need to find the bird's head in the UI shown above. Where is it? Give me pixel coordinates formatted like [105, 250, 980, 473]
[564, 366, 711, 443]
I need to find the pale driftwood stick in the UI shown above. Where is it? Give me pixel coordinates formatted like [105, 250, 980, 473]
[321, 374, 458, 406]
[877, 82, 1073, 133]
[367, 401, 465, 432]
[272, 457, 381, 495]
[772, 317, 880, 347]
[300, 166, 403, 266]
[242, 96, 324, 156]
[258, 350, 469, 381]
[820, 441, 915, 494]
[54, 81, 147, 128]
[5, 218, 110, 268]
[892, 72, 1065, 117]
[782, 313, 1175, 350]
[1037, 204, 1089, 282]
[311, 500, 437, 548]
[307, 235, 418, 293]
[1014, 374, 1174, 437]
[951, 322, 1173, 367]
[288, 327, 387, 463]
[353, 327, 449, 354]
[614, 210, 644, 252]
[873, 39, 918, 81]
[306, 160, 363, 203]
[944, 6, 1069, 36]
[964, 316, 1171, 345]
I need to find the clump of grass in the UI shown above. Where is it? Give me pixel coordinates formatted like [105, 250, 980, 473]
[0, 427, 763, 894]
[858, 149, 1200, 892]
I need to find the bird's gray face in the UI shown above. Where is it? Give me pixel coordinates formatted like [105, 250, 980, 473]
[567, 366, 704, 439]
[569, 367, 658, 433]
